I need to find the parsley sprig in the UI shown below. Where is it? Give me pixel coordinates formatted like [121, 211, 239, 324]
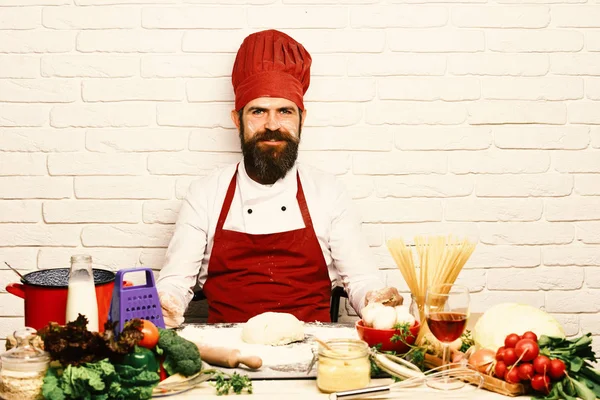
[210, 371, 253, 396]
[459, 330, 474, 353]
[389, 322, 426, 368]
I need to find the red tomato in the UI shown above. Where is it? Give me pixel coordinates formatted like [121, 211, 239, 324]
[496, 346, 506, 361]
[503, 347, 518, 366]
[521, 331, 538, 342]
[548, 359, 566, 380]
[517, 363, 534, 381]
[505, 367, 521, 384]
[515, 339, 539, 362]
[504, 333, 521, 349]
[533, 355, 551, 375]
[531, 374, 551, 394]
[494, 361, 507, 379]
[138, 319, 159, 349]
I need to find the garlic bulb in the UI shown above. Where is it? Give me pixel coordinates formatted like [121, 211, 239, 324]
[394, 306, 416, 326]
[362, 302, 385, 327]
[372, 306, 398, 330]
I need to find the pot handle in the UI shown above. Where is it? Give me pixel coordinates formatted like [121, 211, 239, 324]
[6, 283, 26, 299]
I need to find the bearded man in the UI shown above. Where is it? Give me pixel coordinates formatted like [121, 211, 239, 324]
[157, 29, 401, 326]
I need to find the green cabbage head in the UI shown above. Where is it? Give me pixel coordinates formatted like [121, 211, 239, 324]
[473, 303, 565, 352]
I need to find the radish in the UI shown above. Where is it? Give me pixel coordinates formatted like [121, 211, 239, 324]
[521, 331, 538, 342]
[504, 333, 520, 348]
[548, 359, 566, 380]
[531, 374, 551, 394]
[505, 367, 521, 384]
[517, 363, 534, 381]
[494, 361, 507, 379]
[533, 355, 551, 375]
[503, 347, 518, 366]
[496, 346, 506, 361]
[514, 339, 539, 362]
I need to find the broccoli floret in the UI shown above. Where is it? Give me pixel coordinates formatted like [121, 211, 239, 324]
[157, 328, 202, 377]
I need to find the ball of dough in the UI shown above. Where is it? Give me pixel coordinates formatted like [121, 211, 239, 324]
[241, 312, 305, 346]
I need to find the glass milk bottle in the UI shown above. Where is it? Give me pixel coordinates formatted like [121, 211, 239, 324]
[65, 254, 99, 331]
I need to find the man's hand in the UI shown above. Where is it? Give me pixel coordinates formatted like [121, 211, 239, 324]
[158, 292, 185, 328]
[365, 287, 403, 307]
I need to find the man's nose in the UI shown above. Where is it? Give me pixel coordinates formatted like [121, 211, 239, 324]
[264, 111, 281, 131]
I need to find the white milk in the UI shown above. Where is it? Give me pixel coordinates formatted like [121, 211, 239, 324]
[65, 279, 99, 332]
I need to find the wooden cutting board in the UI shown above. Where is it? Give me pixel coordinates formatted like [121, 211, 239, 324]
[177, 322, 359, 379]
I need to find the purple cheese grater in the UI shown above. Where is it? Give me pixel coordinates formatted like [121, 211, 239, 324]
[109, 267, 165, 332]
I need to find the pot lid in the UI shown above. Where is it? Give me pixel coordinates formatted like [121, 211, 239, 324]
[22, 268, 115, 288]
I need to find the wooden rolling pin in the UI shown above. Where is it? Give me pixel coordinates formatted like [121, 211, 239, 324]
[196, 343, 263, 370]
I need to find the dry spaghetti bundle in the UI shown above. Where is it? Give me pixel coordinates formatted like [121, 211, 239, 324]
[386, 235, 476, 344]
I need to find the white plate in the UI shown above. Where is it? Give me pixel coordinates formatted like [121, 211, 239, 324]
[152, 362, 212, 398]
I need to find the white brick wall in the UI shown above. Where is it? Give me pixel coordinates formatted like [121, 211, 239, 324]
[1, 1, 599, 343]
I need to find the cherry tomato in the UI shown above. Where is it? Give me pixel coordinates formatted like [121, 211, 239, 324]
[533, 355, 551, 375]
[521, 331, 538, 342]
[505, 366, 521, 384]
[496, 346, 506, 361]
[517, 363, 535, 381]
[504, 333, 521, 349]
[503, 347, 518, 366]
[531, 374, 551, 394]
[548, 359, 566, 380]
[494, 361, 507, 379]
[515, 339, 539, 362]
[138, 319, 159, 349]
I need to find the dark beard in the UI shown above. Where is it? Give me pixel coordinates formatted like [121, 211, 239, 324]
[240, 124, 301, 185]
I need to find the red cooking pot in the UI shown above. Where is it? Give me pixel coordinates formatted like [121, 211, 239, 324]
[6, 268, 116, 332]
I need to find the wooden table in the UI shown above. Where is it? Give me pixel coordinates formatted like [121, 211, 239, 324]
[174, 377, 532, 399]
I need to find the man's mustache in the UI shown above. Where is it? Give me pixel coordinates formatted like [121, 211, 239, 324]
[252, 129, 298, 143]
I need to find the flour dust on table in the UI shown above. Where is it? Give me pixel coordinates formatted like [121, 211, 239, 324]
[178, 323, 358, 378]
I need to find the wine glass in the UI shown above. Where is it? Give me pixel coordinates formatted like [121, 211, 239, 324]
[425, 283, 470, 390]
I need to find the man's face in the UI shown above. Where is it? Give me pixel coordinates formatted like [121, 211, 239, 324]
[232, 97, 305, 184]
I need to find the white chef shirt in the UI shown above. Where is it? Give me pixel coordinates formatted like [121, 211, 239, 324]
[156, 159, 385, 316]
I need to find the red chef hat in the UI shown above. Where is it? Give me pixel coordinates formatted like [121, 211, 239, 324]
[232, 29, 312, 111]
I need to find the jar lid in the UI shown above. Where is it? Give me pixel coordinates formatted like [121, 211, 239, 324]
[1, 327, 49, 372]
[317, 338, 369, 359]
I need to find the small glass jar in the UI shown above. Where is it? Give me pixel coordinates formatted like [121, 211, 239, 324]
[0, 327, 49, 400]
[316, 338, 371, 393]
[409, 293, 423, 320]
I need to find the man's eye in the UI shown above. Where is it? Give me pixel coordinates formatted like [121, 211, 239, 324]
[251, 109, 264, 115]
[280, 109, 292, 114]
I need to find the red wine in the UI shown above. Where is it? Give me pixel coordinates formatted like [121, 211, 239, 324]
[427, 312, 467, 343]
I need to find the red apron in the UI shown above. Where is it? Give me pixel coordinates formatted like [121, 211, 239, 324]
[202, 167, 332, 323]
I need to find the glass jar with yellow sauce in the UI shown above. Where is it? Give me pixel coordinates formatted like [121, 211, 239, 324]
[316, 338, 371, 393]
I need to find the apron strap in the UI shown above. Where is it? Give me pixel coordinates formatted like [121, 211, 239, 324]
[295, 172, 314, 230]
[215, 164, 239, 235]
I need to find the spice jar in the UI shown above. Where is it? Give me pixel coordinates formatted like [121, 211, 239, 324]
[0, 327, 49, 400]
[316, 338, 371, 393]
